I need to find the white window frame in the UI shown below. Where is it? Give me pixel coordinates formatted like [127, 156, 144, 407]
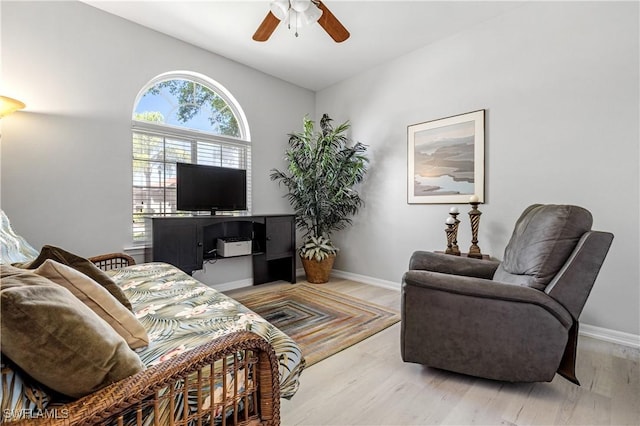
[131, 71, 251, 245]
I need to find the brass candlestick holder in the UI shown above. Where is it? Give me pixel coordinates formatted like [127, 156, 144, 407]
[445, 218, 457, 255]
[468, 197, 483, 259]
[450, 211, 461, 255]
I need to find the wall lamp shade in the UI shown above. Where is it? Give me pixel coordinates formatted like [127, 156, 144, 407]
[0, 96, 26, 118]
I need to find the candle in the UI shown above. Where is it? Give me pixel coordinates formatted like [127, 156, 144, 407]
[446, 217, 455, 225]
[449, 207, 459, 214]
[469, 195, 479, 203]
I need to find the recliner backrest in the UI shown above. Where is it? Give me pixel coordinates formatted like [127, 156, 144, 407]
[493, 204, 593, 290]
[544, 230, 613, 319]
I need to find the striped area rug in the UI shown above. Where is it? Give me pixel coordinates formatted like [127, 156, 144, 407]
[232, 283, 400, 367]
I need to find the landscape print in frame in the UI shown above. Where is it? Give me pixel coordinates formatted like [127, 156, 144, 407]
[407, 110, 485, 204]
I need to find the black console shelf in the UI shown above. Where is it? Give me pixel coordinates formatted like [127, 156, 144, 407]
[145, 214, 296, 285]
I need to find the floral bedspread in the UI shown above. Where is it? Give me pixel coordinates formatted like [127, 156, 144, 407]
[108, 262, 305, 399]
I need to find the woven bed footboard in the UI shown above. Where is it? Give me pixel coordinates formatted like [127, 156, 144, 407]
[88, 253, 136, 271]
[14, 331, 280, 426]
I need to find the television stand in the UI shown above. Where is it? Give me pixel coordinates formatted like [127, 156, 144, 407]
[145, 214, 296, 285]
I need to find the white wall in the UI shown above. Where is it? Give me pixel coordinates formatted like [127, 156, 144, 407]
[316, 2, 639, 335]
[0, 1, 313, 285]
[2, 1, 638, 336]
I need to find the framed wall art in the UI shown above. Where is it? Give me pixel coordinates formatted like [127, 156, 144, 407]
[407, 109, 485, 204]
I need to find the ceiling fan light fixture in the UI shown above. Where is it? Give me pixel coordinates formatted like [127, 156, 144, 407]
[289, 4, 322, 28]
[269, 0, 289, 21]
[290, 0, 311, 13]
[255, 1, 348, 42]
[270, 0, 321, 27]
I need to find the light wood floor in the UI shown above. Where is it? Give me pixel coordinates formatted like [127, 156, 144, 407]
[249, 278, 640, 426]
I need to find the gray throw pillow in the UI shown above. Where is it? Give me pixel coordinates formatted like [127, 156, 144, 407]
[25, 245, 133, 311]
[33, 259, 149, 349]
[0, 265, 144, 399]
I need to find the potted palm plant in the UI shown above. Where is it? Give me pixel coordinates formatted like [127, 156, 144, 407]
[270, 114, 368, 283]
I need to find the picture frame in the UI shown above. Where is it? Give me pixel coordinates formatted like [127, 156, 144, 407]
[407, 109, 485, 204]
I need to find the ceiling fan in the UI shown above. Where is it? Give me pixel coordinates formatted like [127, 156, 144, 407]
[253, 0, 350, 43]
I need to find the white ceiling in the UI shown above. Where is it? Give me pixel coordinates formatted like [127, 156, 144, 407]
[82, 1, 525, 91]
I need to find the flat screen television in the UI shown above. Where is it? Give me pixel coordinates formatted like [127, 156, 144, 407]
[176, 163, 247, 214]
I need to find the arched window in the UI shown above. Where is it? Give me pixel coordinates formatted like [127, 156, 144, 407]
[132, 71, 251, 243]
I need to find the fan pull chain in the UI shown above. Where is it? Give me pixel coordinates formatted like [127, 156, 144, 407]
[287, 21, 299, 37]
[288, 9, 300, 37]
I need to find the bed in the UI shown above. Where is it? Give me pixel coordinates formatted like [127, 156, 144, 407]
[0, 211, 305, 425]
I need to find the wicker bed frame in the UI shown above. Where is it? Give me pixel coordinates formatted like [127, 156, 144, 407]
[11, 254, 281, 426]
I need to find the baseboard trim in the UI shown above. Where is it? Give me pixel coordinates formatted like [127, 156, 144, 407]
[209, 278, 253, 292]
[295, 267, 305, 279]
[331, 269, 401, 291]
[579, 323, 640, 349]
[296, 267, 400, 291]
[328, 269, 640, 349]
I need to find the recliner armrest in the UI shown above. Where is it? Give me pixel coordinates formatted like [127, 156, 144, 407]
[401, 270, 574, 382]
[402, 270, 572, 327]
[408, 251, 500, 280]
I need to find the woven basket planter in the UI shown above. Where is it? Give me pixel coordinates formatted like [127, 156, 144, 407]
[301, 254, 336, 284]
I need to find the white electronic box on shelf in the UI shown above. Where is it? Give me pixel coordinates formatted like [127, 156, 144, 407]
[216, 237, 252, 257]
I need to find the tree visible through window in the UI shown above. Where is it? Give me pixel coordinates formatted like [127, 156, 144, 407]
[132, 73, 250, 243]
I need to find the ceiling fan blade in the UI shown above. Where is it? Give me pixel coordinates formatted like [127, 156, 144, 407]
[316, 1, 350, 43]
[253, 11, 280, 42]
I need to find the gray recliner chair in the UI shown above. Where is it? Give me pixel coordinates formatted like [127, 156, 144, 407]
[401, 204, 613, 385]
